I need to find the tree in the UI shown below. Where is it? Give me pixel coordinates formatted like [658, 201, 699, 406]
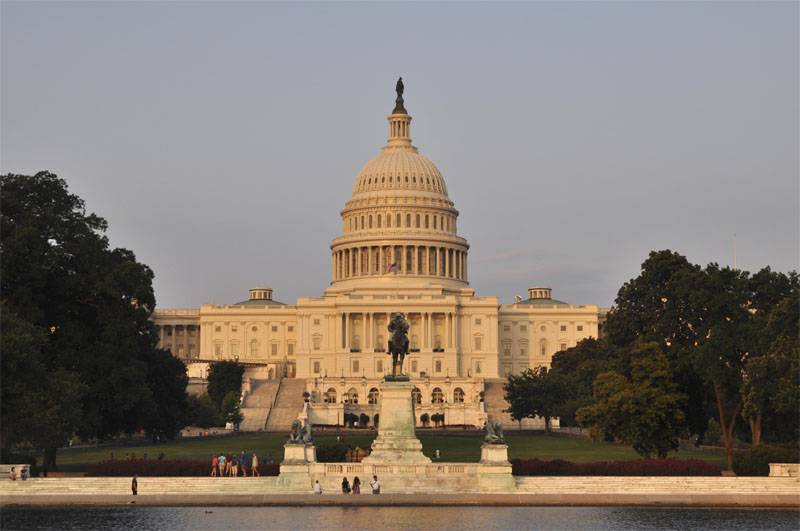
[576, 343, 686, 458]
[206, 361, 244, 411]
[185, 394, 223, 428]
[549, 338, 622, 426]
[1, 172, 188, 467]
[504, 366, 565, 432]
[221, 391, 243, 431]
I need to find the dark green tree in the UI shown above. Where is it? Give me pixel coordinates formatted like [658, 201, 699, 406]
[185, 394, 224, 428]
[576, 343, 686, 458]
[221, 391, 243, 431]
[1, 171, 188, 467]
[504, 366, 565, 432]
[206, 361, 244, 411]
[549, 338, 623, 426]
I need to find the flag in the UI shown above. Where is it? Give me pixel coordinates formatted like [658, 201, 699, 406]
[385, 262, 398, 274]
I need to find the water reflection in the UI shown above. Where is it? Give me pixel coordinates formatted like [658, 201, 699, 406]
[2, 506, 799, 531]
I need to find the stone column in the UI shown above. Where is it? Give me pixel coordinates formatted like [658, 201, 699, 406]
[362, 313, 367, 351]
[367, 246, 372, 276]
[344, 313, 350, 351]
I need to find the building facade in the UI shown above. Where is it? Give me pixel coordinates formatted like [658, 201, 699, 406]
[153, 87, 605, 429]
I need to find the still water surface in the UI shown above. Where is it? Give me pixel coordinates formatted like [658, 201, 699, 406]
[2, 506, 799, 531]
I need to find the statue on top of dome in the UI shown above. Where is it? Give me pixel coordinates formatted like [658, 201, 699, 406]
[393, 76, 407, 114]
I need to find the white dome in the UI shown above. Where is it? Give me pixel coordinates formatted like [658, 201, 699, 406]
[353, 149, 449, 197]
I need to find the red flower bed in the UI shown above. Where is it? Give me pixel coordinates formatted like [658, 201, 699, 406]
[511, 458, 720, 476]
[86, 459, 279, 477]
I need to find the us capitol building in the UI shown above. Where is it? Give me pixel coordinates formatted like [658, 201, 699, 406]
[153, 82, 606, 430]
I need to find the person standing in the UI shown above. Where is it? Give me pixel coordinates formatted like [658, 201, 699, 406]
[211, 454, 218, 477]
[369, 475, 381, 494]
[341, 477, 351, 494]
[218, 453, 226, 477]
[240, 450, 249, 477]
[131, 474, 138, 496]
[313, 480, 323, 495]
[352, 476, 361, 494]
[230, 456, 238, 477]
[8, 467, 16, 481]
[251, 452, 260, 477]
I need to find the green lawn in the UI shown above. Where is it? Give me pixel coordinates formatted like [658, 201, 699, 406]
[47, 431, 725, 472]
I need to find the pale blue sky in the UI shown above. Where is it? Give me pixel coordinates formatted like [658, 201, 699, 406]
[2, 1, 798, 308]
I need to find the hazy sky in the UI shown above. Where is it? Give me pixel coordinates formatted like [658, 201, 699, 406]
[3, 1, 798, 309]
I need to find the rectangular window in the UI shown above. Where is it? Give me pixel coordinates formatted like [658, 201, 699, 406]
[560, 325, 567, 332]
[214, 326, 221, 333]
[314, 319, 321, 326]
[271, 325, 278, 332]
[166, 328, 173, 336]
[287, 343, 294, 355]
[352, 360, 360, 373]
[475, 361, 482, 374]
[435, 360, 442, 373]
[577, 325, 583, 332]
[271, 343, 278, 356]
[520, 348, 527, 356]
[560, 343, 567, 351]
[376, 360, 383, 373]
[474, 336, 482, 351]
[411, 360, 418, 373]
[503, 325, 510, 332]
[475, 318, 482, 326]
[504, 345, 511, 356]
[313, 361, 321, 374]
[313, 337, 321, 350]
[231, 326, 238, 333]
[288, 326, 294, 332]
[520, 325, 527, 332]
[230, 343, 239, 356]
[214, 343, 222, 356]
[177, 345, 184, 356]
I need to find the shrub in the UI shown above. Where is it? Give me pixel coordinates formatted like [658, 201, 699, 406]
[511, 458, 720, 476]
[316, 441, 350, 462]
[704, 419, 722, 445]
[732, 445, 800, 476]
[86, 459, 280, 477]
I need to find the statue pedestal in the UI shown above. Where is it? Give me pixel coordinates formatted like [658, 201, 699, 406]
[362, 380, 430, 464]
[277, 442, 316, 491]
[480, 443, 509, 464]
[282, 442, 316, 464]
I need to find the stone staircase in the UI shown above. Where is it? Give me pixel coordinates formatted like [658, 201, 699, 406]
[265, 379, 306, 432]
[239, 380, 280, 431]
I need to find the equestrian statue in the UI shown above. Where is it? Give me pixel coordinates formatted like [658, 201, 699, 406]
[386, 313, 410, 380]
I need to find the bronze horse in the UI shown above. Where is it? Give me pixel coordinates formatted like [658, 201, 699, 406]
[387, 313, 410, 378]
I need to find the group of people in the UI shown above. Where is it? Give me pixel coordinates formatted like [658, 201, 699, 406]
[313, 475, 381, 495]
[210, 451, 261, 477]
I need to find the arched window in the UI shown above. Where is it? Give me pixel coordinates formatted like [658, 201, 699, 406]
[410, 334, 419, 350]
[453, 388, 465, 403]
[360, 216, 364, 229]
[377, 214, 381, 228]
[352, 335, 360, 351]
[412, 387, 422, 404]
[325, 388, 337, 404]
[368, 387, 380, 404]
[377, 334, 385, 351]
[386, 214, 390, 227]
[434, 334, 442, 350]
[425, 214, 429, 228]
[407, 213, 411, 227]
[346, 388, 359, 404]
[416, 214, 420, 228]
[369, 215, 373, 228]
[250, 340, 259, 357]
[396, 213, 401, 226]
[432, 387, 444, 404]
[540, 339, 547, 357]
[433, 216, 437, 229]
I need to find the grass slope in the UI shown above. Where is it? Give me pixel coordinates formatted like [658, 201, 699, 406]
[48, 431, 724, 473]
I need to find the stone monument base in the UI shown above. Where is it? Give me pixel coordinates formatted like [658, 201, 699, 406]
[277, 442, 317, 490]
[362, 380, 430, 464]
[480, 443, 509, 464]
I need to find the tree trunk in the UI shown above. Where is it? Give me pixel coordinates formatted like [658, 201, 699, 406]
[749, 415, 762, 448]
[714, 384, 742, 472]
[44, 447, 57, 471]
[544, 416, 551, 433]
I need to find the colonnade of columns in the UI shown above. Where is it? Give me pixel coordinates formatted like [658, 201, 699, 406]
[157, 324, 199, 358]
[339, 311, 457, 352]
[332, 245, 467, 282]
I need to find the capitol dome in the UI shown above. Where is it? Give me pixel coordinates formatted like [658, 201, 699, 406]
[330, 80, 469, 289]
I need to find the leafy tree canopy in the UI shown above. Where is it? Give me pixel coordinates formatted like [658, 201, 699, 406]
[206, 361, 244, 411]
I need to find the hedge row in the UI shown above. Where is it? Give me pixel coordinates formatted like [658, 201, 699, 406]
[511, 458, 720, 476]
[86, 459, 279, 477]
[732, 446, 800, 476]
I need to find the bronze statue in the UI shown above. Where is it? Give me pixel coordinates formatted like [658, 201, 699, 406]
[393, 76, 407, 114]
[484, 418, 505, 444]
[387, 313, 410, 378]
[289, 419, 303, 443]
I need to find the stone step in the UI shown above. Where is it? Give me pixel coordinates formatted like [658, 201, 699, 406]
[266, 379, 306, 431]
